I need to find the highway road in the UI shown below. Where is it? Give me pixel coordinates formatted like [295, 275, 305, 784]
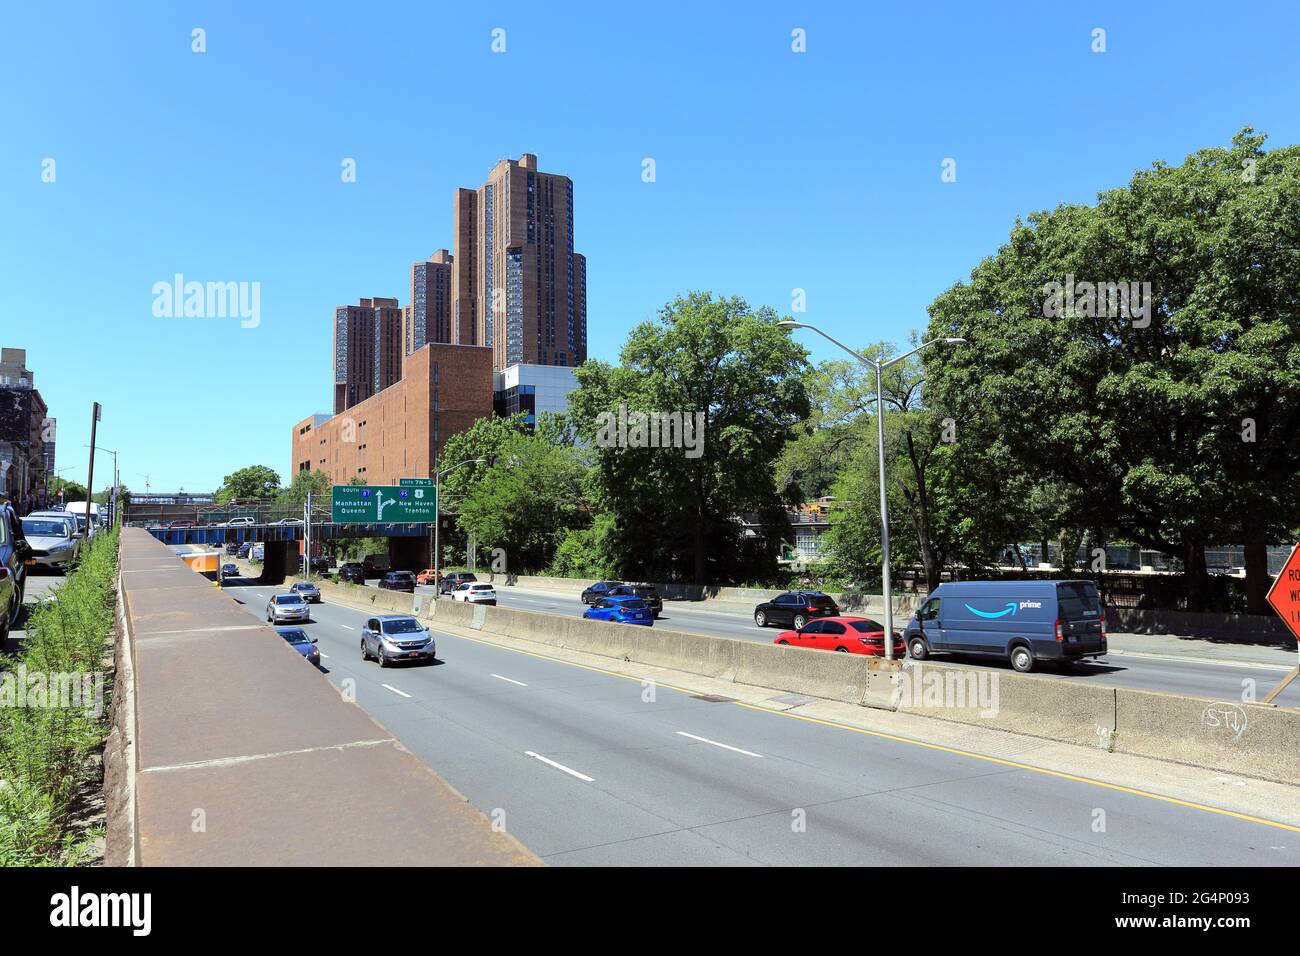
[3, 567, 64, 655]
[401, 582, 1300, 709]
[227, 576, 1297, 866]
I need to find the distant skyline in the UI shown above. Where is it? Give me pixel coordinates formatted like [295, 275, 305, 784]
[3, 0, 1298, 492]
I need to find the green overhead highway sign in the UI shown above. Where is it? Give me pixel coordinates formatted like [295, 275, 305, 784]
[332, 484, 437, 524]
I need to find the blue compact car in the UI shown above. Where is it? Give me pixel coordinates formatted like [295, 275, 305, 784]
[583, 595, 654, 626]
[275, 626, 321, 667]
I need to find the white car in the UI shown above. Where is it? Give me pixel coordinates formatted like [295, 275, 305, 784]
[271, 518, 303, 526]
[227, 516, 255, 527]
[452, 582, 497, 605]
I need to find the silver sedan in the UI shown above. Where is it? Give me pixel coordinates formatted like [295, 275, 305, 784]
[266, 593, 310, 623]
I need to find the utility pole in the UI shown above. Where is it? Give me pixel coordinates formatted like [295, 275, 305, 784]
[85, 403, 101, 534]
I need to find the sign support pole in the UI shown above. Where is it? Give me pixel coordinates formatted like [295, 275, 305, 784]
[1262, 542, 1300, 704]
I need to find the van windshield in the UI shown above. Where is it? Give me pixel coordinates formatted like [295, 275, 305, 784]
[1057, 582, 1102, 620]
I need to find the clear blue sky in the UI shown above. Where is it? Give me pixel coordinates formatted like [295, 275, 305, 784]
[2, 0, 1296, 493]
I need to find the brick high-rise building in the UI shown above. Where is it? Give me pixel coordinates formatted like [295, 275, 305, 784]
[451, 154, 587, 371]
[294, 343, 493, 485]
[333, 297, 404, 414]
[405, 249, 454, 359]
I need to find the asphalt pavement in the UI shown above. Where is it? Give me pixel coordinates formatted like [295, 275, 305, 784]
[3, 567, 64, 656]
[224, 575, 1298, 866]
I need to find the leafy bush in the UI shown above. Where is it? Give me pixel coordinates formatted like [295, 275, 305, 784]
[0, 528, 118, 865]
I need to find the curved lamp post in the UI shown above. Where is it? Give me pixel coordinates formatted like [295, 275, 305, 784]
[778, 320, 966, 658]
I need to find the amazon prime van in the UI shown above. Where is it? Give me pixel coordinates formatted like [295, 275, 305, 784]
[902, 580, 1106, 673]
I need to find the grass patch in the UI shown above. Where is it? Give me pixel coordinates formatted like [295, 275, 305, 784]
[0, 529, 118, 865]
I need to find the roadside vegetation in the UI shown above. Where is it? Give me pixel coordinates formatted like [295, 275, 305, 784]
[0, 528, 118, 865]
[213, 131, 1298, 609]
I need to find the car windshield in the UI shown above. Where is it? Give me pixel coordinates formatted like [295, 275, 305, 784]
[470, 583, 493, 590]
[22, 520, 69, 536]
[808, 595, 837, 608]
[382, 618, 424, 634]
[848, 620, 885, 634]
[275, 595, 305, 605]
[278, 629, 310, 644]
[294, 583, 317, 590]
[616, 599, 647, 610]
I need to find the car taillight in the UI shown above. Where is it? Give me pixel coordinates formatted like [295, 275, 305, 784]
[1054, 619, 1065, 642]
[807, 606, 818, 612]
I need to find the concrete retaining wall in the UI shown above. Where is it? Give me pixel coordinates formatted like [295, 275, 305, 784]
[1108, 607, 1295, 645]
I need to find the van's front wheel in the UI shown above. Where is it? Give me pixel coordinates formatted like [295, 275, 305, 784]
[908, 636, 929, 660]
[1009, 645, 1035, 673]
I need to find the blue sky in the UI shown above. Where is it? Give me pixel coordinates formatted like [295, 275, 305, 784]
[2, 0, 1297, 493]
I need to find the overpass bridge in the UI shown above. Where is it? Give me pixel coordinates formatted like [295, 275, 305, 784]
[141, 521, 436, 582]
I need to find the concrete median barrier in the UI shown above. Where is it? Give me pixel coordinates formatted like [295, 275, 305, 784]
[1111, 687, 1300, 783]
[893, 660, 1117, 750]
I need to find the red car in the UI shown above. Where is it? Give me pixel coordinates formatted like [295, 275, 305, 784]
[773, 616, 906, 656]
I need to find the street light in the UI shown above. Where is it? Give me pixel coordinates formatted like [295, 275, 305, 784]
[432, 458, 487, 596]
[85, 444, 120, 523]
[778, 320, 967, 659]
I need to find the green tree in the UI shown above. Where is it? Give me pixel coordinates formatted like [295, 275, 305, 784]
[216, 465, 281, 503]
[275, 469, 332, 509]
[440, 414, 592, 572]
[569, 292, 811, 584]
[924, 128, 1300, 610]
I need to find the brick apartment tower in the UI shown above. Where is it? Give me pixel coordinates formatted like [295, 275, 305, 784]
[333, 297, 404, 414]
[405, 249, 454, 359]
[451, 153, 587, 371]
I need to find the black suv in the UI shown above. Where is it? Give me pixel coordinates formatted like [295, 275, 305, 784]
[753, 591, 840, 629]
[439, 571, 477, 595]
[379, 570, 417, 592]
[609, 584, 662, 618]
[580, 581, 624, 605]
[338, 563, 367, 584]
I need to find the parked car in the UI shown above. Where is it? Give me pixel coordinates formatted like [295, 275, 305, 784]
[221, 563, 239, 578]
[438, 571, 477, 595]
[416, 568, 439, 586]
[608, 584, 662, 618]
[379, 570, 417, 592]
[276, 626, 320, 667]
[290, 581, 321, 603]
[338, 562, 366, 584]
[167, 519, 196, 529]
[226, 516, 255, 528]
[20, 515, 80, 570]
[753, 591, 840, 630]
[773, 616, 905, 656]
[452, 581, 497, 605]
[902, 579, 1107, 673]
[360, 615, 436, 667]
[272, 517, 303, 526]
[580, 581, 624, 605]
[266, 593, 310, 623]
[583, 595, 654, 626]
[0, 501, 30, 643]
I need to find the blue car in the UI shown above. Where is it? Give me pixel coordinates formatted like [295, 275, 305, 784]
[276, 626, 321, 667]
[583, 595, 654, 626]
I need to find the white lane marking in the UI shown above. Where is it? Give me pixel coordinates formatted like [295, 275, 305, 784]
[381, 683, 412, 699]
[524, 751, 594, 782]
[319, 654, 330, 660]
[491, 674, 528, 687]
[676, 731, 763, 758]
[339, 624, 355, 630]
